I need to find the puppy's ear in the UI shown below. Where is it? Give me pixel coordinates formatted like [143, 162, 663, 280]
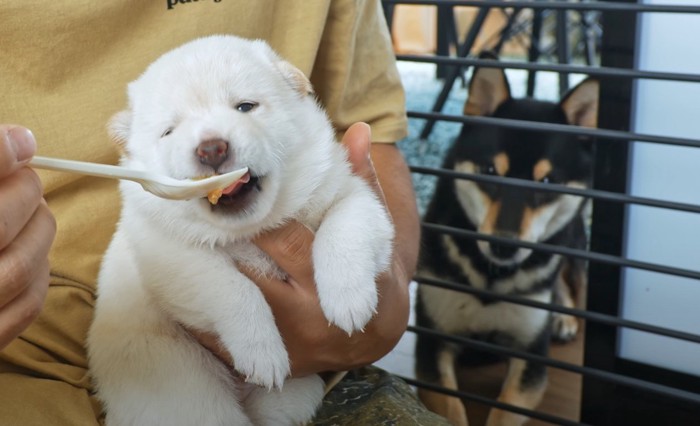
[275, 60, 314, 97]
[560, 78, 599, 128]
[464, 52, 511, 116]
[108, 110, 132, 155]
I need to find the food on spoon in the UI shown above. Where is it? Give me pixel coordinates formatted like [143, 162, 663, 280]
[201, 172, 252, 205]
[207, 188, 224, 205]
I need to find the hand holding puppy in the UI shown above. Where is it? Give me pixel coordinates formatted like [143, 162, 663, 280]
[253, 123, 412, 377]
[195, 122, 414, 377]
[0, 125, 56, 349]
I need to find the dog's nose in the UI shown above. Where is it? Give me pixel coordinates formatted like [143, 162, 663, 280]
[489, 232, 519, 260]
[196, 139, 229, 171]
[489, 242, 519, 260]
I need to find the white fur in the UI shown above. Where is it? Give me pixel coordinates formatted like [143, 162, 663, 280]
[88, 35, 394, 426]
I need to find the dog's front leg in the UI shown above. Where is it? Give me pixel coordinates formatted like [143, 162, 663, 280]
[141, 247, 290, 390]
[416, 345, 470, 426]
[212, 274, 290, 390]
[312, 179, 394, 334]
[486, 336, 548, 426]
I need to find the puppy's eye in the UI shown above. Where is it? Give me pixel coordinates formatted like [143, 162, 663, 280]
[161, 127, 174, 138]
[236, 102, 258, 113]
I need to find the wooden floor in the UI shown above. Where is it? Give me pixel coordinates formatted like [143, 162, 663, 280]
[457, 323, 586, 426]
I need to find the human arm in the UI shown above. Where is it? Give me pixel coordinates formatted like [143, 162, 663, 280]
[0, 125, 56, 349]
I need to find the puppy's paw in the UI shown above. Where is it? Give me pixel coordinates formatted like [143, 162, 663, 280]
[311, 194, 391, 334]
[317, 271, 379, 334]
[551, 312, 579, 342]
[231, 339, 290, 390]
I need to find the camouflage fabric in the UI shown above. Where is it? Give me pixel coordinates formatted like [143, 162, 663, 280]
[310, 366, 451, 426]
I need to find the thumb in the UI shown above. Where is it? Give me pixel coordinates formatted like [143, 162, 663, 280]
[341, 122, 385, 203]
[0, 126, 36, 179]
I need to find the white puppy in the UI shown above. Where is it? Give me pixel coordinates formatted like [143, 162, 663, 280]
[87, 35, 394, 426]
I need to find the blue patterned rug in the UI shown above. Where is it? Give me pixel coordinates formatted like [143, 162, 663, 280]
[395, 62, 466, 217]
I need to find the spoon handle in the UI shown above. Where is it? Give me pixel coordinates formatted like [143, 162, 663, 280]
[29, 156, 154, 183]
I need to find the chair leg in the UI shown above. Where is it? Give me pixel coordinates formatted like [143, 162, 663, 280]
[382, 2, 395, 33]
[421, 6, 491, 139]
[556, 9, 571, 96]
[527, 9, 544, 97]
[436, 5, 455, 79]
[493, 8, 524, 55]
[580, 10, 599, 66]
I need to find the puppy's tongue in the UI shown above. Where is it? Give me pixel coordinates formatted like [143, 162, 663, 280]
[222, 172, 251, 195]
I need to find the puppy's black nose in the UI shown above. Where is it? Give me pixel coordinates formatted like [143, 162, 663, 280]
[196, 139, 229, 171]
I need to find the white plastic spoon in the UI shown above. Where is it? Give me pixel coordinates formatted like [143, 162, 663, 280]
[29, 156, 249, 201]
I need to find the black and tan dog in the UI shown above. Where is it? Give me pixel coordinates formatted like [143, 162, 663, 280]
[415, 57, 598, 426]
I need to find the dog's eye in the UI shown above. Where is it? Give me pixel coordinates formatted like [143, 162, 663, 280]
[481, 164, 497, 175]
[161, 128, 174, 138]
[236, 102, 258, 113]
[540, 175, 557, 184]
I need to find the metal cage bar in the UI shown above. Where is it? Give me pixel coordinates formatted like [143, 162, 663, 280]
[386, 0, 700, 423]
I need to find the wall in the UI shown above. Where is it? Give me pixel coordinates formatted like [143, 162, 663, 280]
[621, 0, 700, 376]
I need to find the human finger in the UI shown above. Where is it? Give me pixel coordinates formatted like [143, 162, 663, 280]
[0, 167, 44, 250]
[0, 203, 54, 349]
[191, 222, 320, 375]
[0, 126, 36, 180]
[0, 201, 55, 309]
[252, 221, 316, 290]
[0, 257, 50, 348]
[340, 122, 386, 205]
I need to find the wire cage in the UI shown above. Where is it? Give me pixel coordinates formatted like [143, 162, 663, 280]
[381, 1, 700, 425]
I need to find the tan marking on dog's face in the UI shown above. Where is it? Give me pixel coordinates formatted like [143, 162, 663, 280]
[533, 159, 552, 182]
[493, 152, 510, 176]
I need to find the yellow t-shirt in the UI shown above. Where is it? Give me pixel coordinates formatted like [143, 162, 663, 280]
[0, 1, 407, 423]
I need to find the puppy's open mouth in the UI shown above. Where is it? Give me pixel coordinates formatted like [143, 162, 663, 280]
[206, 172, 262, 213]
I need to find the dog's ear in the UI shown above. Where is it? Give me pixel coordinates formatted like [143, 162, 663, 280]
[464, 52, 511, 116]
[560, 78, 599, 128]
[275, 60, 314, 97]
[108, 110, 132, 155]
